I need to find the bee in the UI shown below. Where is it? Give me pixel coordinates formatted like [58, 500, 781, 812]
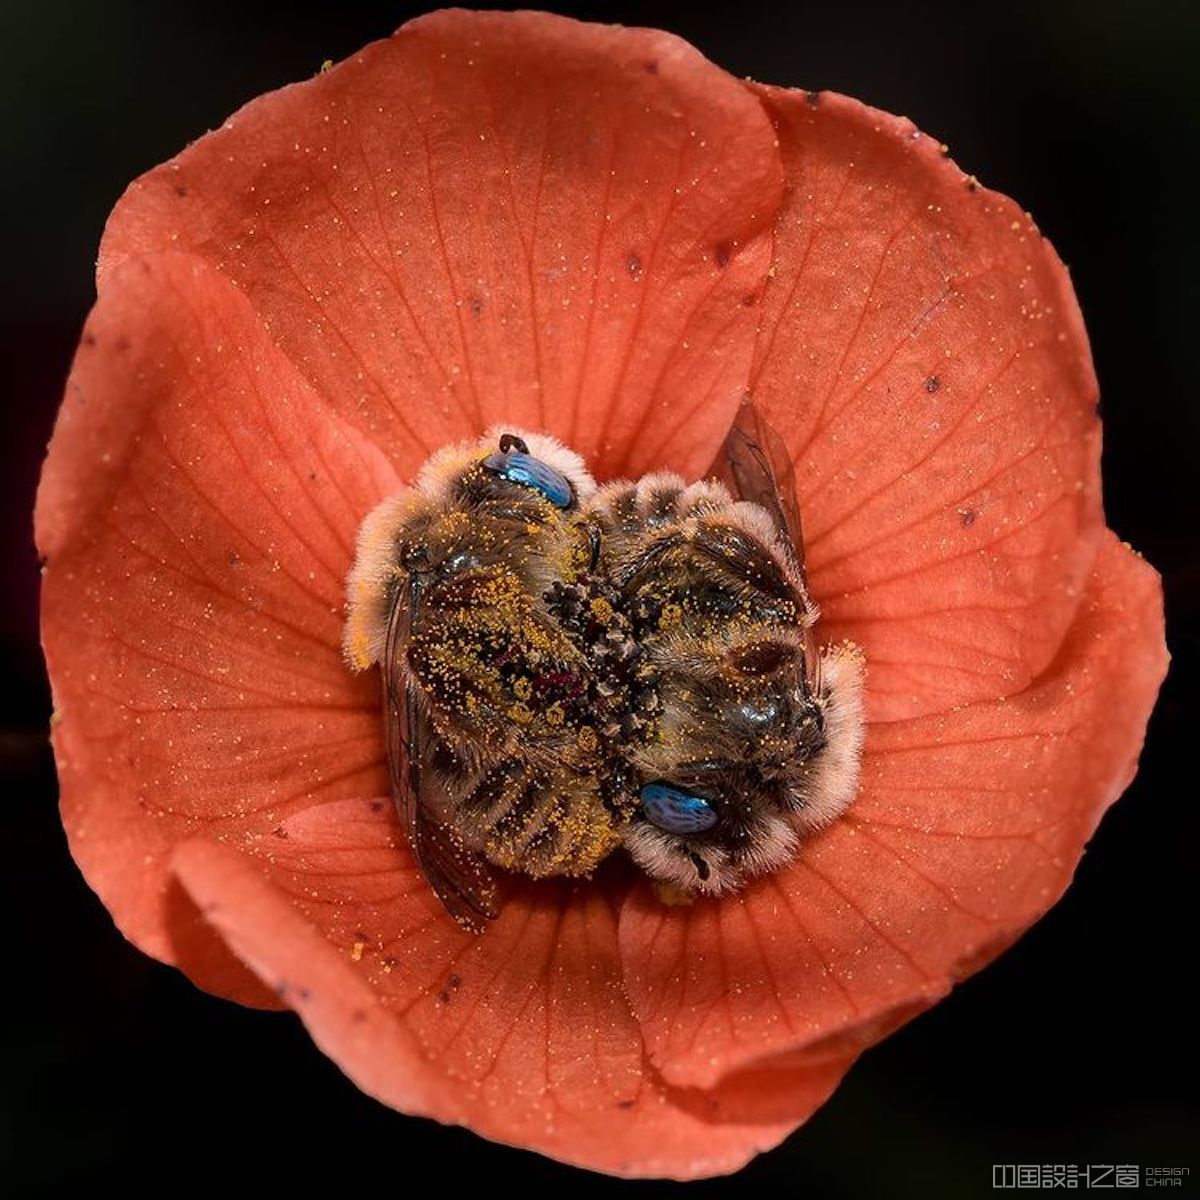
[344, 410, 864, 931]
[344, 429, 641, 931]
[585, 403, 865, 895]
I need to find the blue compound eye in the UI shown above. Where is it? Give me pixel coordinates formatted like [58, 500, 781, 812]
[481, 443, 575, 509]
[640, 782, 719, 835]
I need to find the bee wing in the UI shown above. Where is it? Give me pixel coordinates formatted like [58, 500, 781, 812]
[383, 574, 499, 933]
[713, 400, 824, 695]
[714, 399, 806, 573]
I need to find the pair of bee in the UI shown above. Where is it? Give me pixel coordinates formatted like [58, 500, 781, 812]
[344, 405, 864, 931]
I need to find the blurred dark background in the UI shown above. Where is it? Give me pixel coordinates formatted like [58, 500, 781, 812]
[2, 1, 1196, 1194]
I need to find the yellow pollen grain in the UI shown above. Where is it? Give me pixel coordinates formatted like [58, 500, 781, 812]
[347, 630, 372, 669]
[589, 597, 614, 623]
[659, 602, 683, 631]
[528, 775, 623, 875]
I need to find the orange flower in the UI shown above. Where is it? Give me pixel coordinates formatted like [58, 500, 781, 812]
[36, 10, 1166, 1179]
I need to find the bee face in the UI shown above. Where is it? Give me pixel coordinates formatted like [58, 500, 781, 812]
[619, 656, 828, 895]
[619, 638, 865, 894]
[626, 767, 798, 892]
[413, 426, 596, 512]
[479, 434, 578, 509]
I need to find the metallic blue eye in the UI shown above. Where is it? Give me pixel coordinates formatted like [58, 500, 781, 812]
[481, 450, 574, 509]
[640, 782, 719, 835]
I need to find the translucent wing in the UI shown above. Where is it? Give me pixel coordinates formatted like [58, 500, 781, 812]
[712, 398, 806, 574]
[383, 573, 499, 933]
[711, 399, 823, 695]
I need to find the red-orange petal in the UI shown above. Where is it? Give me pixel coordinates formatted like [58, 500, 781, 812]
[748, 85, 1104, 721]
[99, 10, 783, 483]
[619, 534, 1165, 1088]
[36, 252, 399, 1002]
[172, 797, 855, 1177]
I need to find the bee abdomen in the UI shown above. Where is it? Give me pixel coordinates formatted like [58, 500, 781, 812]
[454, 761, 621, 878]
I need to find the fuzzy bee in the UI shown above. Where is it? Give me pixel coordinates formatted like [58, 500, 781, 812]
[344, 429, 642, 931]
[345, 409, 864, 930]
[587, 404, 865, 896]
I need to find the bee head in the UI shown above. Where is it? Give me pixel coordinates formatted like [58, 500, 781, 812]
[618, 637, 817, 893]
[620, 641, 869, 895]
[622, 767, 800, 894]
[414, 427, 597, 512]
[623, 642, 866, 895]
[478, 428, 596, 510]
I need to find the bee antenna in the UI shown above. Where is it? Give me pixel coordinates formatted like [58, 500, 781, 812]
[498, 433, 530, 455]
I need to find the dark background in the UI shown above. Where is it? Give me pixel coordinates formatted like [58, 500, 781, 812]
[2, 1, 1196, 1193]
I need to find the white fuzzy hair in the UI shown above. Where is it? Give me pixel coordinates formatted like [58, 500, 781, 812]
[342, 427, 595, 670]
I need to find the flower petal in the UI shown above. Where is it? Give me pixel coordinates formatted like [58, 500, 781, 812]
[36, 251, 398, 1001]
[171, 797, 855, 1178]
[100, 10, 783, 482]
[620, 534, 1165, 1088]
[747, 85, 1104, 721]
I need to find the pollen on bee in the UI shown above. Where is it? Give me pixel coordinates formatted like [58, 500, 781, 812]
[346, 630, 373, 671]
[589, 596, 614, 623]
[659, 602, 683, 630]
[343, 416, 867, 929]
